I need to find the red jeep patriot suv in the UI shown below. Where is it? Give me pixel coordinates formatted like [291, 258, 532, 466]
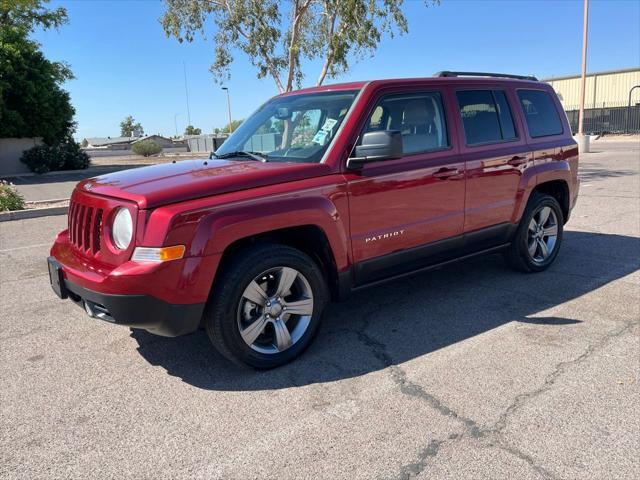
[49, 72, 579, 368]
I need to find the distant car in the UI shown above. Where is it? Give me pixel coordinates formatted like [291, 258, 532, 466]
[48, 71, 579, 368]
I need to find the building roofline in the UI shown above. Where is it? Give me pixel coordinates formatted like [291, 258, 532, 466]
[542, 67, 640, 82]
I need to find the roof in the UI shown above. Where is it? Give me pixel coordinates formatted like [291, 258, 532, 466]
[131, 135, 171, 144]
[542, 67, 640, 82]
[84, 135, 173, 147]
[280, 75, 542, 97]
[84, 137, 138, 146]
[278, 81, 368, 97]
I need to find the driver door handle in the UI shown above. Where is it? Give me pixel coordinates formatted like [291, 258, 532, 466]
[508, 155, 528, 166]
[433, 167, 460, 179]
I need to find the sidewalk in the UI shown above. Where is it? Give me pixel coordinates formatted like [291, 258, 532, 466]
[3, 165, 149, 202]
[2, 153, 206, 202]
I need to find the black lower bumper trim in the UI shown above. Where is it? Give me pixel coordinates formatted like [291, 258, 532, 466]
[63, 280, 205, 337]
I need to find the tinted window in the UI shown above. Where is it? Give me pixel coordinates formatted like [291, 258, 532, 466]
[456, 90, 517, 145]
[494, 91, 517, 140]
[517, 89, 563, 137]
[363, 92, 449, 155]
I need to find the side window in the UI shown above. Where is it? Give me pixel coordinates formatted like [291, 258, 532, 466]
[367, 106, 386, 131]
[517, 89, 563, 138]
[456, 90, 518, 145]
[362, 92, 449, 155]
[493, 91, 517, 140]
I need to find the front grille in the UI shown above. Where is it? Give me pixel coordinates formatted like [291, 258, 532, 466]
[68, 200, 103, 254]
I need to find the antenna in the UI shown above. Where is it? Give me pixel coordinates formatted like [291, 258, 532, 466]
[183, 61, 192, 126]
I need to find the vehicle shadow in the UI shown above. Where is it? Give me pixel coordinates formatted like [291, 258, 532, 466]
[578, 162, 638, 181]
[130, 231, 639, 391]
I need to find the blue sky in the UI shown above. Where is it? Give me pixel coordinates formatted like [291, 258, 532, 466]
[34, 0, 640, 140]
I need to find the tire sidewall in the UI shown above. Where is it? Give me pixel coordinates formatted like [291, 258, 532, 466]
[211, 246, 327, 368]
[516, 195, 564, 272]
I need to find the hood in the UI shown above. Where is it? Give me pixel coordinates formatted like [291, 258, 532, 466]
[77, 158, 332, 209]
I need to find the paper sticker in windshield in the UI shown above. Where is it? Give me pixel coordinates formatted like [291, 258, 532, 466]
[313, 118, 338, 145]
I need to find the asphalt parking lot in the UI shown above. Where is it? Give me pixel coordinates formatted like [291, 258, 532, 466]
[1, 140, 639, 479]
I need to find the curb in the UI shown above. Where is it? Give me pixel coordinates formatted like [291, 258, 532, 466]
[27, 198, 69, 205]
[0, 205, 68, 222]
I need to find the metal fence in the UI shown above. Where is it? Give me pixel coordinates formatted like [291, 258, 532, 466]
[563, 101, 640, 135]
[185, 135, 228, 153]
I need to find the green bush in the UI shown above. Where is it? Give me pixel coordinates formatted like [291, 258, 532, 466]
[132, 140, 162, 157]
[0, 181, 26, 212]
[20, 139, 90, 174]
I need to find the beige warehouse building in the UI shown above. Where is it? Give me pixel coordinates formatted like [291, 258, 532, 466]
[542, 67, 640, 134]
[543, 67, 640, 109]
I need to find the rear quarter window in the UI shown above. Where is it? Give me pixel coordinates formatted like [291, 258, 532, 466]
[517, 89, 563, 138]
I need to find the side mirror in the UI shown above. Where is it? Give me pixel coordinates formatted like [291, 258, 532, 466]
[347, 130, 403, 169]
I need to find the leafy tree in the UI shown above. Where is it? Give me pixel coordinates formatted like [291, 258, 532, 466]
[184, 125, 202, 135]
[132, 139, 162, 157]
[0, 0, 75, 143]
[161, 0, 439, 93]
[221, 119, 243, 133]
[0, 0, 68, 33]
[120, 115, 144, 137]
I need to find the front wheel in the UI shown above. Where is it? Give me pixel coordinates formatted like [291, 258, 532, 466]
[505, 192, 564, 272]
[204, 244, 328, 369]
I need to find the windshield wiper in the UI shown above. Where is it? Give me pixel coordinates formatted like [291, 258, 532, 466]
[214, 150, 268, 162]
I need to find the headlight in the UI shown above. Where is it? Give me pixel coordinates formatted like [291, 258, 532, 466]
[111, 208, 133, 250]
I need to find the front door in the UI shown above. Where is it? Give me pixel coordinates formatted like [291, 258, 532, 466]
[345, 90, 465, 284]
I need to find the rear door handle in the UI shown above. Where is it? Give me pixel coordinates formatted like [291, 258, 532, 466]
[508, 156, 527, 166]
[433, 167, 460, 179]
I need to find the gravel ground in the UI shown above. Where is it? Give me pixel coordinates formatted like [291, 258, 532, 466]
[0, 140, 638, 479]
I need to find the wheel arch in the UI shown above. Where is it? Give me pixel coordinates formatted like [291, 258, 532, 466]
[214, 224, 343, 301]
[514, 162, 572, 225]
[532, 180, 570, 223]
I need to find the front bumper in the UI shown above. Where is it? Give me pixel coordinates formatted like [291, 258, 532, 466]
[49, 257, 204, 337]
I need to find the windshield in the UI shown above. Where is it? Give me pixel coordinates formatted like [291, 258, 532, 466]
[215, 90, 358, 163]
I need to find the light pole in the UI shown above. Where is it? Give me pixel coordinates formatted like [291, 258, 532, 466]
[222, 86, 233, 134]
[626, 85, 640, 134]
[173, 113, 180, 137]
[577, 0, 590, 152]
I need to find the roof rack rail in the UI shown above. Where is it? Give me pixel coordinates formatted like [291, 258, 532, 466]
[434, 71, 538, 81]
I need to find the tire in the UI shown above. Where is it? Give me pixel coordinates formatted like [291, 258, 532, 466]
[505, 192, 564, 273]
[204, 244, 328, 369]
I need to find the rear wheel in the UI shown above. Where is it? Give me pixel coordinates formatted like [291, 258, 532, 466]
[505, 192, 564, 272]
[204, 244, 328, 369]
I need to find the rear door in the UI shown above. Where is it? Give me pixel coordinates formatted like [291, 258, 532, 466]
[453, 86, 532, 237]
[345, 87, 465, 284]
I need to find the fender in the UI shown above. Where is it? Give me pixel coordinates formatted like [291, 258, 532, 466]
[142, 179, 352, 273]
[192, 194, 351, 271]
[511, 160, 571, 224]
